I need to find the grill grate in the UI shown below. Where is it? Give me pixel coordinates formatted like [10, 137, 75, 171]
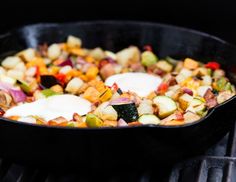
[1, 122, 236, 182]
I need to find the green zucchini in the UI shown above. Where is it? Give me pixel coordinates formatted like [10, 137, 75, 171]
[112, 103, 138, 122]
[153, 96, 177, 118]
[138, 114, 160, 125]
[141, 51, 158, 67]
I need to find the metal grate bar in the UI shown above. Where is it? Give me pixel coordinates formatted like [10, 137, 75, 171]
[196, 160, 207, 182]
[207, 167, 223, 182]
[226, 122, 236, 157]
[222, 161, 236, 182]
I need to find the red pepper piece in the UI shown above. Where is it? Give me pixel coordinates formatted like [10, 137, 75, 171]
[55, 73, 66, 85]
[205, 61, 220, 70]
[157, 82, 168, 94]
[143, 45, 153, 52]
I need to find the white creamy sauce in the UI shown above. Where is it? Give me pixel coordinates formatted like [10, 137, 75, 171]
[105, 73, 162, 97]
[4, 94, 91, 121]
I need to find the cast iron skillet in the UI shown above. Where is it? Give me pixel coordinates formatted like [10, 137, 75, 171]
[0, 21, 236, 170]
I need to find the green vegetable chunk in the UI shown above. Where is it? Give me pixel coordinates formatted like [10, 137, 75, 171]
[138, 114, 160, 125]
[141, 51, 158, 67]
[86, 114, 103, 128]
[41, 89, 58, 98]
[153, 96, 177, 118]
[112, 103, 139, 122]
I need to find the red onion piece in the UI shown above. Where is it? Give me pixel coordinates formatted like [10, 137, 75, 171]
[58, 59, 73, 67]
[110, 97, 131, 105]
[9, 89, 26, 103]
[183, 88, 193, 96]
[117, 118, 128, 126]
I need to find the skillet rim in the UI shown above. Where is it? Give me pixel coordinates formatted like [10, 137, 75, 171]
[0, 20, 236, 130]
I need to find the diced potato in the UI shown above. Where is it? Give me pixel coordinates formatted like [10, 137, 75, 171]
[138, 99, 153, 115]
[19, 48, 36, 62]
[83, 87, 100, 102]
[89, 48, 105, 60]
[48, 44, 61, 60]
[0, 75, 16, 85]
[197, 86, 212, 97]
[193, 67, 208, 76]
[0, 67, 6, 75]
[156, 60, 173, 72]
[86, 66, 99, 80]
[217, 91, 234, 104]
[7, 70, 24, 80]
[178, 93, 193, 110]
[184, 111, 201, 123]
[116, 46, 140, 67]
[59, 65, 72, 74]
[14, 62, 26, 72]
[183, 58, 199, 69]
[67, 35, 82, 48]
[176, 68, 192, 84]
[94, 101, 118, 121]
[202, 75, 212, 86]
[50, 84, 63, 94]
[105, 51, 117, 60]
[65, 77, 84, 94]
[25, 67, 37, 77]
[213, 69, 225, 79]
[2, 56, 22, 69]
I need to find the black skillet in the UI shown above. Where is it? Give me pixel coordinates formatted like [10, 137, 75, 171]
[0, 21, 236, 170]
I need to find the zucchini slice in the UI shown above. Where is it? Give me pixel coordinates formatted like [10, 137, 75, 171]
[153, 96, 177, 118]
[112, 103, 138, 122]
[138, 114, 160, 125]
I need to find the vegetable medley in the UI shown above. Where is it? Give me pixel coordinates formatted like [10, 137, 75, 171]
[0, 35, 235, 127]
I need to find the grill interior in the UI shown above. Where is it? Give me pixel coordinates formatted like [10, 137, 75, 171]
[1, 122, 236, 182]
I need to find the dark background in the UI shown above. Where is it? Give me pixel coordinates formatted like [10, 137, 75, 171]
[0, 1, 236, 44]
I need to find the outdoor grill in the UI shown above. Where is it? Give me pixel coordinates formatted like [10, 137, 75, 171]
[0, 121, 235, 182]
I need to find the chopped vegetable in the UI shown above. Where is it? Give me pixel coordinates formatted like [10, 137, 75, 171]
[85, 114, 103, 128]
[156, 60, 173, 72]
[47, 44, 61, 60]
[153, 96, 177, 118]
[112, 102, 139, 122]
[205, 61, 220, 70]
[183, 58, 199, 70]
[65, 77, 84, 94]
[2, 56, 22, 69]
[41, 89, 58, 98]
[138, 114, 160, 125]
[9, 89, 26, 103]
[141, 51, 158, 66]
[40, 75, 60, 88]
[0, 36, 234, 127]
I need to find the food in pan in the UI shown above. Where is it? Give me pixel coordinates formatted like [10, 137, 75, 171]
[0, 35, 235, 127]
